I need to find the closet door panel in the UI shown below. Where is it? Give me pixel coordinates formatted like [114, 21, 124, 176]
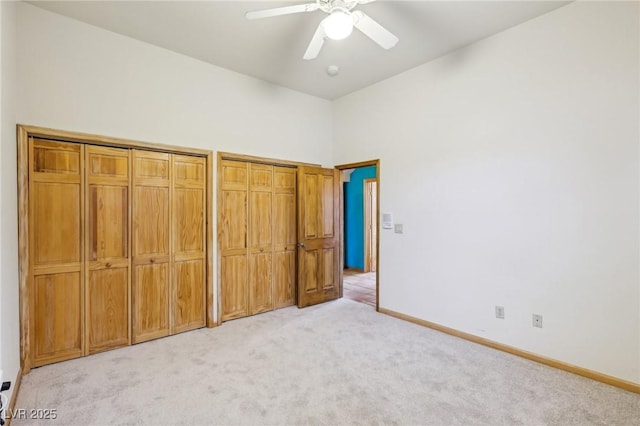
[221, 160, 248, 190]
[87, 267, 128, 353]
[133, 263, 169, 342]
[88, 186, 128, 260]
[135, 154, 169, 181]
[85, 146, 130, 354]
[87, 148, 128, 178]
[250, 165, 273, 188]
[132, 150, 171, 343]
[29, 138, 84, 366]
[173, 260, 205, 332]
[221, 255, 248, 320]
[249, 252, 273, 315]
[221, 191, 247, 251]
[250, 191, 272, 247]
[33, 183, 81, 266]
[274, 251, 296, 308]
[249, 164, 273, 250]
[133, 186, 170, 256]
[274, 194, 296, 248]
[249, 164, 274, 314]
[172, 155, 206, 333]
[174, 155, 205, 185]
[220, 160, 249, 321]
[32, 141, 80, 175]
[273, 167, 296, 308]
[33, 272, 83, 365]
[174, 188, 204, 255]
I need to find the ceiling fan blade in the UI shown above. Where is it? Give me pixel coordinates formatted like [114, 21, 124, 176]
[303, 23, 326, 60]
[246, 3, 320, 20]
[357, 0, 376, 4]
[352, 10, 399, 50]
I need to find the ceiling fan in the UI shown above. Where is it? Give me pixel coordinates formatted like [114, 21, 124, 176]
[246, 0, 399, 60]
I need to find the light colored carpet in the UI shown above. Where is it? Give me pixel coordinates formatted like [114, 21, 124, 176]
[12, 299, 640, 425]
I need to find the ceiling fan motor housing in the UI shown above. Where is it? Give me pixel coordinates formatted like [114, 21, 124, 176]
[318, 0, 360, 14]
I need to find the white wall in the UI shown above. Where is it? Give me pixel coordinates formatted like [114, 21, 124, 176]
[15, 3, 333, 166]
[334, 1, 640, 383]
[1, 0, 332, 383]
[1, 0, 20, 408]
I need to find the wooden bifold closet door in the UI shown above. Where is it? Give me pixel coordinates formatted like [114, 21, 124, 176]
[273, 167, 297, 308]
[27, 135, 208, 368]
[132, 150, 171, 343]
[249, 163, 274, 315]
[85, 146, 131, 354]
[132, 150, 206, 343]
[172, 154, 206, 333]
[220, 160, 249, 320]
[220, 160, 296, 321]
[29, 138, 84, 366]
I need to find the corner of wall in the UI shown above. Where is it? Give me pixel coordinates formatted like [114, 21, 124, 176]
[1, 0, 22, 410]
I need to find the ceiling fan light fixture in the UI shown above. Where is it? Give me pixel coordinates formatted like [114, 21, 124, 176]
[322, 10, 354, 40]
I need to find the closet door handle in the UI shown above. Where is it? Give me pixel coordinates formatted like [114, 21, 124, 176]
[297, 242, 306, 249]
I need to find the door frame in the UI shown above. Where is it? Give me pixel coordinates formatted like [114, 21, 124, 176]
[335, 160, 380, 311]
[363, 178, 377, 273]
[17, 124, 215, 374]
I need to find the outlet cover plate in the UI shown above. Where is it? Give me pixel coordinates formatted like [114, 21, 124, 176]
[495, 306, 505, 319]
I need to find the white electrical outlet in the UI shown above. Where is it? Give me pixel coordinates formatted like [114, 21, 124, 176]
[532, 314, 543, 328]
[394, 224, 403, 234]
[495, 306, 505, 319]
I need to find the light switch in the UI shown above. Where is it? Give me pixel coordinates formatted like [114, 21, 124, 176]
[382, 213, 393, 229]
[394, 224, 403, 234]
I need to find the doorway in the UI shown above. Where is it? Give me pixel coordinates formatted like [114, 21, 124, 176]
[337, 161, 379, 310]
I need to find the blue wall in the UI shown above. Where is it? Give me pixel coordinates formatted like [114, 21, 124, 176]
[344, 165, 377, 270]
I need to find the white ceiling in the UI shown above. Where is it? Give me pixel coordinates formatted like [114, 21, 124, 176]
[28, 1, 570, 100]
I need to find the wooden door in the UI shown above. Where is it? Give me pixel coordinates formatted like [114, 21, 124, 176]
[364, 179, 377, 273]
[29, 138, 84, 366]
[85, 146, 131, 354]
[273, 167, 296, 308]
[249, 164, 274, 315]
[172, 154, 206, 333]
[132, 150, 171, 343]
[220, 160, 249, 320]
[297, 166, 340, 308]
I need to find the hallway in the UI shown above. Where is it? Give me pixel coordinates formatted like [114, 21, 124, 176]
[343, 270, 376, 307]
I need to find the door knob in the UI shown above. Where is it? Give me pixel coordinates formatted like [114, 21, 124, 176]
[297, 242, 306, 248]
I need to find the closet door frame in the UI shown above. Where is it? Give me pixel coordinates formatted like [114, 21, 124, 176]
[17, 125, 214, 374]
